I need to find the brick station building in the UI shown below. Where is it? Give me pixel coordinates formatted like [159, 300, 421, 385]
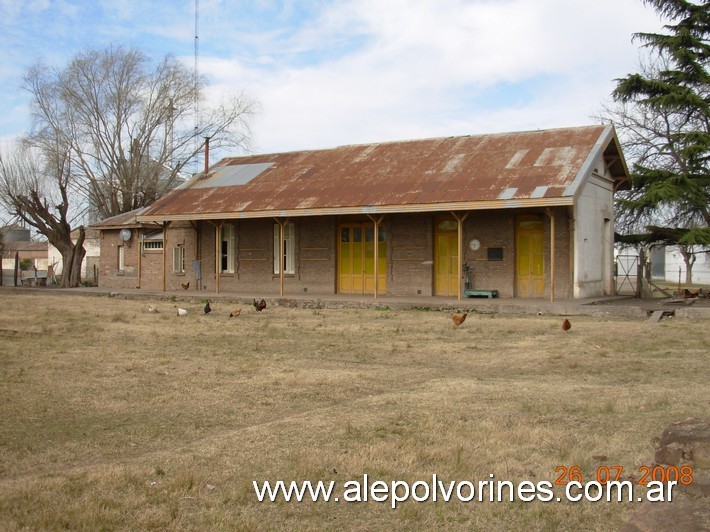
[92, 125, 630, 300]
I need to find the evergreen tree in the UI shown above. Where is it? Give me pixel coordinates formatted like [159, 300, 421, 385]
[613, 0, 710, 246]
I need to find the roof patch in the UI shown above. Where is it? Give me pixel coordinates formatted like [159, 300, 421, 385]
[505, 149, 529, 169]
[194, 163, 274, 189]
[296, 197, 318, 209]
[530, 186, 549, 199]
[499, 187, 518, 200]
[353, 144, 378, 162]
[535, 147, 576, 167]
[442, 153, 466, 173]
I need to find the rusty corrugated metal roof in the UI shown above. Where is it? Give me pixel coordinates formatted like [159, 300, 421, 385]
[139, 125, 629, 221]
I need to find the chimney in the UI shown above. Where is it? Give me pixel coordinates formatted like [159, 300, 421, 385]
[204, 136, 210, 174]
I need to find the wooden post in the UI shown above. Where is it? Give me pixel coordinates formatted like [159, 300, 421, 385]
[161, 222, 170, 292]
[162, 226, 166, 292]
[451, 212, 469, 301]
[637, 248, 646, 299]
[567, 207, 575, 295]
[274, 218, 288, 296]
[14, 251, 19, 286]
[214, 221, 223, 294]
[280, 221, 285, 297]
[190, 220, 200, 291]
[367, 214, 385, 298]
[551, 210, 555, 302]
[376, 215, 384, 298]
[137, 230, 142, 289]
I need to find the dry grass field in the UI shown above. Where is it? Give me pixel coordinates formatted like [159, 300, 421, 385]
[0, 291, 708, 531]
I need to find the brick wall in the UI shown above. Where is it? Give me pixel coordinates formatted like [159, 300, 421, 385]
[99, 229, 141, 290]
[389, 214, 434, 296]
[99, 208, 574, 298]
[296, 217, 337, 293]
[462, 210, 516, 297]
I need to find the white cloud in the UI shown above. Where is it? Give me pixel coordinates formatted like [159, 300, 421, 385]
[196, 0, 664, 152]
[0, 0, 667, 154]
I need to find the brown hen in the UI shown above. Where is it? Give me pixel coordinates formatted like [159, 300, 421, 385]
[452, 313, 467, 327]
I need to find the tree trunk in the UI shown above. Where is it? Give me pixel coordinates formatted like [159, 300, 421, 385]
[59, 249, 75, 287]
[70, 230, 86, 287]
[679, 247, 696, 285]
[57, 227, 86, 288]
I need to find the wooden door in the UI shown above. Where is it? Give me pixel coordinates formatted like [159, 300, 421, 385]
[339, 223, 386, 294]
[516, 217, 545, 297]
[435, 221, 459, 296]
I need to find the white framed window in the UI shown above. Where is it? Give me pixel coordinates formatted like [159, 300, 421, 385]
[273, 222, 295, 274]
[143, 240, 163, 250]
[118, 245, 125, 272]
[173, 244, 185, 273]
[221, 224, 235, 273]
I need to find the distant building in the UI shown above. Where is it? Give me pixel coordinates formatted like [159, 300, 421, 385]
[2, 224, 31, 243]
[1, 224, 49, 285]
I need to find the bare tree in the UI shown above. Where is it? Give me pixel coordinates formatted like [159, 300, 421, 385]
[0, 145, 85, 287]
[0, 45, 256, 287]
[25, 46, 257, 221]
[0, 224, 4, 286]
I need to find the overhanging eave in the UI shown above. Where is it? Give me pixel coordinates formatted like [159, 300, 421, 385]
[136, 197, 575, 223]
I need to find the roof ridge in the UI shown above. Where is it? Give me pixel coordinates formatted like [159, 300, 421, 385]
[221, 124, 606, 161]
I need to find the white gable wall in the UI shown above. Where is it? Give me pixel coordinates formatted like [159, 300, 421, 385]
[573, 154, 615, 298]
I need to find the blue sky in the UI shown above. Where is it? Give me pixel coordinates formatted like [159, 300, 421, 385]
[0, 0, 664, 155]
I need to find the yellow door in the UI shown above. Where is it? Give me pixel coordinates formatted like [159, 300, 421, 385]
[339, 223, 386, 294]
[435, 221, 459, 296]
[516, 217, 545, 297]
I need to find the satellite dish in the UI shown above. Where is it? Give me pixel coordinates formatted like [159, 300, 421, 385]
[119, 229, 132, 242]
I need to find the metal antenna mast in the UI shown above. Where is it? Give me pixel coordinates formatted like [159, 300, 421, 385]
[194, 0, 200, 172]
